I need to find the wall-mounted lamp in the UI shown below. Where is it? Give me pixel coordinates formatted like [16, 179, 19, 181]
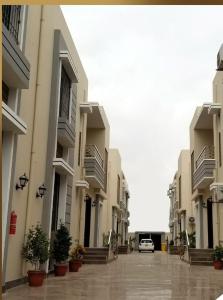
[202, 202, 207, 208]
[36, 184, 47, 198]
[92, 199, 97, 207]
[16, 173, 29, 190]
[84, 194, 90, 202]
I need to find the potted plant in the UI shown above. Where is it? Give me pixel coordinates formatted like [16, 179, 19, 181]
[213, 245, 223, 270]
[51, 223, 72, 276]
[22, 224, 49, 287]
[69, 245, 86, 272]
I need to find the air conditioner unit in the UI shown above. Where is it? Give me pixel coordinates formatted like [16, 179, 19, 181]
[188, 216, 195, 224]
[217, 44, 223, 71]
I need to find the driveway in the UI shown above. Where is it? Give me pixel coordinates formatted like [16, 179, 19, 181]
[3, 251, 223, 300]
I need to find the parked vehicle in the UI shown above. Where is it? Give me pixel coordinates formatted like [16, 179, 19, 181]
[138, 239, 155, 252]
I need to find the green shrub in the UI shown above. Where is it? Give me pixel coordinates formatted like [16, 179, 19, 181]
[213, 245, 223, 261]
[51, 223, 72, 263]
[22, 224, 49, 271]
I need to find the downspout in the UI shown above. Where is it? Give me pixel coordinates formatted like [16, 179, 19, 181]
[23, 5, 44, 246]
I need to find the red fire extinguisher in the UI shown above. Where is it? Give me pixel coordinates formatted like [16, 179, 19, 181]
[9, 211, 17, 235]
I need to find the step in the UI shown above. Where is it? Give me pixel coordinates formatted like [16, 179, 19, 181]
[83, 259, 107, 264]
[191, 256, 213, 261]
[189, 249, 213, 253]
[83, 255, 107, 260]
[190, 261, 213, 266]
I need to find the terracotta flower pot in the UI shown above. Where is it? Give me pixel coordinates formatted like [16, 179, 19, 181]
[69, 260, 82, 272]
[54, 263, 68, 276]
[213, 260, 223, 270]
[27, 270, 45, 287]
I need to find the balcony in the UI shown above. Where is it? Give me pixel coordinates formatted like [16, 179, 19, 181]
[2, 102, 27, 134]
[84, 145, 105, 189]
[2, 6, 30, 89]
[57, 117, 75, 148]
[193, 145, 215, 189]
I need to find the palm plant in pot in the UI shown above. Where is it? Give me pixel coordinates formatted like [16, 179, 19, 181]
[213, 245, 223, 270]
[22, 224, 49, 287]
[69, 245, 86, 272]
[51, 223, 72, 276]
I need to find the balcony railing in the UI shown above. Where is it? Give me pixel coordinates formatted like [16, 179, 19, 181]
[193, 145, 215, 189]
[195, 145, 214, 168]
[84, 145, 105, 189]
[2, 5, 21, 44]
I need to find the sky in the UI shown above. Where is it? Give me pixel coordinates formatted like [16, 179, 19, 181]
[61, 5, 223, 232]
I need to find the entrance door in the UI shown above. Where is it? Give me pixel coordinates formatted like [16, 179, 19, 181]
[207, 199, 213, 248]
[49, 173, 60, 271]
[51, 173, 60, 232]
[84, 198, 92, 247]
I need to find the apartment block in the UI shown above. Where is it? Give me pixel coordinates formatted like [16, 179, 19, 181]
[168, 44, 223, 250]
[106, 149, 130, 245]
[2, 5, 88, 288]
[79, 103, 110, 248]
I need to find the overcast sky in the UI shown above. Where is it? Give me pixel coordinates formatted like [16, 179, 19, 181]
[61, 5, 223, 232]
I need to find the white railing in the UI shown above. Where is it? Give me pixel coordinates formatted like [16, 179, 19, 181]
[195, 145, 214, 169]
[85, 144, 103, 168]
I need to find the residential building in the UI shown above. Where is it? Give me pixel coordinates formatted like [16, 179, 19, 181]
[167, 173, 178, 242]
[79, 103, 110, 248]
[106, 149, 130, 245]
[177, 150, 194, 236]
[2, 4, 30, 288]
[2, 5, 88, 289]
[120, 173, 130, 244]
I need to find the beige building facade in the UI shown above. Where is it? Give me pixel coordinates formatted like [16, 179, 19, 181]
[2, 5, 131, 291]
[168, 44, 223, 250]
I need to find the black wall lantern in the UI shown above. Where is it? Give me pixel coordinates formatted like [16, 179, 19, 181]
[16, 173, 29, 190]
[36, 184, 47, 198]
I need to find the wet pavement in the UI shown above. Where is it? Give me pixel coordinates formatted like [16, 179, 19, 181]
[3, 251, 223, 300]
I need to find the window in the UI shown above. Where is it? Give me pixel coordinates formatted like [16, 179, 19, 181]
[219, 132, 222, 167]
[2, 82, 9, 104]
[56, 143, 63, 158]
[78, 132, 82, 166]
[59, 66, 71, 120]
[104, 149, 108, 192]
[2, 5, 21, 44]
[179, 176, 181, 209]
[117, 175, 120, 204]
[191, 151, 194, 192]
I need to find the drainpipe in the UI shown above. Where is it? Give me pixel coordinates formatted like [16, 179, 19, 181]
[23, 5, 44, 267]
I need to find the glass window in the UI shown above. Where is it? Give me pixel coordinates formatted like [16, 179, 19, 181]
[59, 66, 71, 120]
[2, 5, 21, 44]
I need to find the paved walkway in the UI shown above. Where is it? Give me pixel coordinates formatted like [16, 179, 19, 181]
[3, 252, 223, 300]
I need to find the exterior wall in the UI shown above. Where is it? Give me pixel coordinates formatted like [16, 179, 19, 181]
[177, 150, 194, 234]
[81, 104, 110, 248]
[2, 4, 30, 287]
[212, 70, 223, 247]
[4, 5, 88, 284]
[106, 149, 122, 237]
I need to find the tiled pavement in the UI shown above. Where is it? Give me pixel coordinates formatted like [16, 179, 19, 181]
[3, 251, 223, 300]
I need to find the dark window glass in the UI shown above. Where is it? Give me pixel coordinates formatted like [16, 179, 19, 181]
[191, 151, 194, 192]
[179, 176, 181, 209]
[59, 66, 71, 120]
[56, 143, 63, 158]
[2, 5, 21, 44]
[219, 132, 222, 167]
[2, 81, 9, 104]
[117, 175, 120, 204]
[78, 132, 82, 166]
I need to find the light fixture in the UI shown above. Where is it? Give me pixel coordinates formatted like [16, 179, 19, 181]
[36, 184, 47, 198]
[16, 173, 29, 190]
